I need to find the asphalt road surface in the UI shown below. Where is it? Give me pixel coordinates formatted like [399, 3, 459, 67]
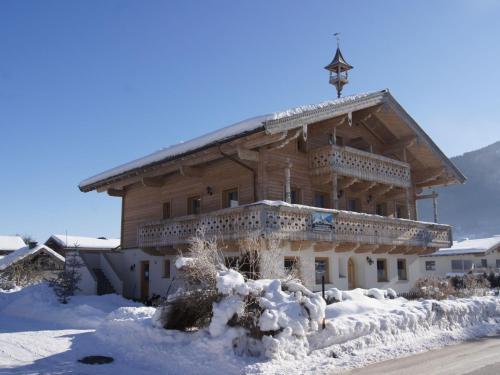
[349, 335, 500, 375]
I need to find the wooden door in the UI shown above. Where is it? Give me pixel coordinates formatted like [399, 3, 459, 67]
[140, 261, 150, 301]
[348, 258, 355, 290]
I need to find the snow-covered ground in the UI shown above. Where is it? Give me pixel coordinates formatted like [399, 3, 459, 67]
[1, 283, 499, 375]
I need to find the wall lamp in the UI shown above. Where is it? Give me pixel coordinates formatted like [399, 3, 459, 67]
[366, 256, 374, 265]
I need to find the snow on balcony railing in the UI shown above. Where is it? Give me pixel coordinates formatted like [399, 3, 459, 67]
[137, 202, 450, 249]
[309, 144, 411, 188]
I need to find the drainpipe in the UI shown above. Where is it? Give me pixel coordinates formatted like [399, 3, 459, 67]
[217, 144, 257, 202]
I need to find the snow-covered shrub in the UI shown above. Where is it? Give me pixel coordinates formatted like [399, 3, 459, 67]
[449, 274, 490, 297]
[209, 269, 326, 357]
[412, 276, 455, 300]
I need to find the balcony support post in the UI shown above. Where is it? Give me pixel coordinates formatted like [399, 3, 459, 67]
[405, 187, 412, 219]
[285, 161, 292, 203]
[432, 190, 438, 223]
[332, 172, 339, 209]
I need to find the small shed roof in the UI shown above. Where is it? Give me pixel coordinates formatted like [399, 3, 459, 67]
[0, 236, 26, 252]
[425, 236, 500, 257]
[0, 245, 65, 271]
[47, 234, 120, 250]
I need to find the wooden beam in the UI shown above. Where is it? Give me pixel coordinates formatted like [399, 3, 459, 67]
[107, 188, 125, 197]
[314, 241, 335, 252]
[179, 165, 203, 178]
[415, 192, 439, 200]
[340, 177, 359, 190]
[141, 176, 166, 188]
[389, 246, 408, 254]
[354, 244, 379, 253]
[373, 245, 396, 254]
[335, 243, 360, 253]
[382, 136, 418, 155]
[237, 147, 260, 162]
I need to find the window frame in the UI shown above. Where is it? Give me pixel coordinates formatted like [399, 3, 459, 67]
[222, 187, 239, 209]
[314, 191, 329, 208]
[377, 258, 388, 282]
[162, 201, 171, 220]
[397, 258, 408, 281]
[187, 195, 201, 215]
[163, 259, 171, 279]
[425, 260, 436, 271]
[284, 256, 299, 273]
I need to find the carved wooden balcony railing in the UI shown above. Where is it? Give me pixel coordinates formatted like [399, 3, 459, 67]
[137, 202, 451, 249]
[310, 144, 412, 188]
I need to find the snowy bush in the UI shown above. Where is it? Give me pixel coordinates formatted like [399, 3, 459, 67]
[49, 252, 83, 304]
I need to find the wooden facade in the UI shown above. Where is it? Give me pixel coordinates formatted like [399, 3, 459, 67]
[80, 91, 465, 256]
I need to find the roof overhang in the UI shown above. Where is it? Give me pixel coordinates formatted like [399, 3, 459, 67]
[79, 89, 465, 193]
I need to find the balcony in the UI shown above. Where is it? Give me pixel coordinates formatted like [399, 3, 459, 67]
[137, 202, 451, 249]
[310, 144, 411, 188]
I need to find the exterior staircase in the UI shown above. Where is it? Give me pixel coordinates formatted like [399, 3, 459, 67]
[93, 268, 115, 295]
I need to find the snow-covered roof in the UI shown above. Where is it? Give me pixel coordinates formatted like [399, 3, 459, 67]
[0, 236, 26, 252]
[425, 236, 500, 257]
[79, 91, 381, 191]
[47, 235, 120, 250]
[0, 245, 65, 271]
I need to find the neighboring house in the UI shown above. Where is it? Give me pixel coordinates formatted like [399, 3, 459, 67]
[44, 234, 123, 296]
[420, 236, 500, 277]
[0, 235, 26, 256]
[0, 244, 65, 288]
[78, 47, 465, 299]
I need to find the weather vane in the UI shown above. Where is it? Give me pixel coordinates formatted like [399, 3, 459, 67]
[333, 32, 341, 47]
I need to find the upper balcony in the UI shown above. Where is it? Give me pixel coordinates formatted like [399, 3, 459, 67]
[310, 144, 412, 188]
[137, 202, 451, 250]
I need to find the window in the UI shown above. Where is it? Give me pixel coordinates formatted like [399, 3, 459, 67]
[162, 202, 171, 220]
[451, 259, 474, 272]
[284, 257, 298, 273]
[425, 261, 436, 271]
[481, 259, 488, 268]
[376, 203, 387, 216]
[377, 259, 388, 282]
[497, 259, 500, 269]
[396, 204, 407, 219]
[163, 259, 171, 278]
[222, 188, 238, 208]
[187, 196, 201, 215]
[348, 198, 359, 212]
[291, 188, 301, 204]
[315, 257, 329, 284]
[314, 192, 328, 208]
[397, 259, 407, 281]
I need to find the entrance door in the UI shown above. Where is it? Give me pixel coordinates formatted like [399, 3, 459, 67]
[347, 258, 355, 290]
[140, 261, 150, 301]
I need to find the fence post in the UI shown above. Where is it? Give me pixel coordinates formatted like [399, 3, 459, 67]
[322, 275, 325, 300]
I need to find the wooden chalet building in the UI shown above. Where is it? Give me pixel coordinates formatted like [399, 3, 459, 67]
[79, 48, 465, 299]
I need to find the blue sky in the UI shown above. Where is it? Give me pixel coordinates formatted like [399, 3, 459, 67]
[1, 0, 499, 242]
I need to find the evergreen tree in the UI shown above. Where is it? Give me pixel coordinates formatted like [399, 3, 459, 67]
[50, 251, 83, 304]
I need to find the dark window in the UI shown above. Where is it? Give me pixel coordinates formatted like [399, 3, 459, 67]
[222, 188, 239, 208]
[291, 188, 301, 204]
[396, 204, 407, 219]
[397, 259, 407, 281]
[163, 259, 171, 278]
[376, 203, 387, 216]
[348, 199, 359, 212]
[425, 261, 436, 271]
[187, 196, 201, 215]
[377, 259, 388, 282]
[315, 258, 329, 284]
[314, 192, 328, 208]
[284, 257, 298, 272]
[496, 259, 500, 269]
[481, 259, 488, 268]
[162, 202, 171, 220]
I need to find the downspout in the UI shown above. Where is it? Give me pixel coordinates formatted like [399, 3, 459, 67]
[217, 144, 257, 202]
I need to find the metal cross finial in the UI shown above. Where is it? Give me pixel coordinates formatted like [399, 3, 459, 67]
[334, 32, 341, 47]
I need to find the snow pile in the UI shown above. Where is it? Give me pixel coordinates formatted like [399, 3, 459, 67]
[209, 269, 326, 359]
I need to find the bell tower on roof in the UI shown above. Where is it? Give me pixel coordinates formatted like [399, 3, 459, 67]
[325, 33, 353, 98]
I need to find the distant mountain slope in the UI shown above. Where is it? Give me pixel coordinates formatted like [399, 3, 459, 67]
[418, 141, 500, 238]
